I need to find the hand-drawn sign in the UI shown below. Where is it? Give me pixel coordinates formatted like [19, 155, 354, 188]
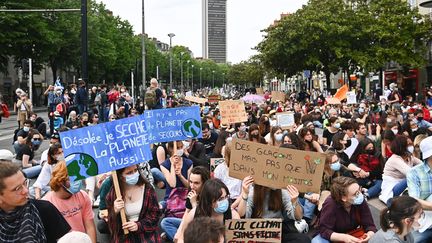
[229, 138, 325, 193]
[219, 100, 248, 125]
[225, 218, 282, 243]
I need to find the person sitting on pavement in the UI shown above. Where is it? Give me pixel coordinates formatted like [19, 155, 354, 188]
[29, 112, 47, 138]
[42, 161, 96, 243]
[407, 135, 432, 242]
[65, 110, 80, 129]
[13, 129, 43, 178]
[0, 162, 71, 242]
[370, 195, 422, 243]
[199, 123, 219, 156]
[13, 119, 34, 154]
[312, 176, 376, 243]
[183, 138, 209, 168]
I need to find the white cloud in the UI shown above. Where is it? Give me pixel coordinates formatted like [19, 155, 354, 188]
[98, 0, 307, 63]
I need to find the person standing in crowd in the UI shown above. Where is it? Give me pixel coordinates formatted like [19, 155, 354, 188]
[98, 84, 109, 122]
[0, 162, 71, 242]
[43, 162, 96, 243]
[15, 92, 32, 129]
[312, 176, 376, 243]
[146, 78, 164, 110]
[75, 80, 88, 115]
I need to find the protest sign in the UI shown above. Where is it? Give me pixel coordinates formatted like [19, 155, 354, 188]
[185, 96, 208, 104]
[256, 87, 264, 95]
[208, 94, 221, 103]
[185, 91, 193, 97]
[379, 95, 388, 102]
[210, 158, 225, 177]
[219, 100, 248, 124]
[225, 219, 282, 243]
[271, 91, 286, 102]
[275, 112, 295, 129]
[325, 97, 341, 105]
[346, 91, 357, 105]
[60, 106, 202, 181]
[229, 139, 325, 193]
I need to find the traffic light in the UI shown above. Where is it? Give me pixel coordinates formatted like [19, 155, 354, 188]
[21, 59, 29, 74]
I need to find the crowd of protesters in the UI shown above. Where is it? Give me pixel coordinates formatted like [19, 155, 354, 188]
[2, 79, 432, 243]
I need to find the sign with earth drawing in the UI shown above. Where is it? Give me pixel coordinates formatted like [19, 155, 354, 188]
[60, 106, 202, 181]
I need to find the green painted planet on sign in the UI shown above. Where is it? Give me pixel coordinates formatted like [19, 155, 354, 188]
[182, 119, 202, 138]
[65, 153, 99, 181]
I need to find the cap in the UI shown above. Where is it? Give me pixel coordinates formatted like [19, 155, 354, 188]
[420, 136, 432, 160]
[0, 149, 14, 161]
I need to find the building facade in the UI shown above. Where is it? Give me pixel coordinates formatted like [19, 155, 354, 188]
[202, 0, 227, 63]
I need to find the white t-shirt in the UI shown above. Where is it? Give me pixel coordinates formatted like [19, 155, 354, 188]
[214, 162, 242, 199]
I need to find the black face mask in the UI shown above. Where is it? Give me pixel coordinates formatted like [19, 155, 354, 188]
[418, 117, 424, 122]
[366, 149, 375, 155]
[345, 140, 352, 148]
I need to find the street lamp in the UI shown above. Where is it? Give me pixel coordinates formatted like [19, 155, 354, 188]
[222, 72, 225, 88]
[191, 64, 194, 91]
[212, 70, 215, 88]
[180, 52, 184, 93]
[186, 60, 190, 90]
[420, 0, 432, 8]
[168, 33, 175, 92]
[200, 67, 203, 89]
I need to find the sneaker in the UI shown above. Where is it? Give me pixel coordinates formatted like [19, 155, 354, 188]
[93, 197, 100, 208]
[294, 219, 309, 233]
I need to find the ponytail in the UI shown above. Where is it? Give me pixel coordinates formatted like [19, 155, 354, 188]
[379, 208, 392, 231]
[379, 196, 422, 233]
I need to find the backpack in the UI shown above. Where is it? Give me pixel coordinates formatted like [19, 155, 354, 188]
[94, 93, 102, 106]
[165, 187, 188, 218]
[1, 103, 10, 118]
[108, 91, 119, 104]
[145, 88, 157, 109]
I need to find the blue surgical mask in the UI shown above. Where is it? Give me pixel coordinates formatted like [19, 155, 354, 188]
[330, 161, 341, 171]
[358, 108, 365, 114]
[23, 127, 30, 132]
[352, 193, 364, 205]
[64, 180, 82, 194]
[334, 123, 341, 129]
[125, 171, 139, 185]
[214, 198, 229, 214]
[32, 140, 41, 146]
[275, 133, 283, 142]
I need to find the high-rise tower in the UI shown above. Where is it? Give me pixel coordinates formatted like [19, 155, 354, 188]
[202, 0, 227, 63]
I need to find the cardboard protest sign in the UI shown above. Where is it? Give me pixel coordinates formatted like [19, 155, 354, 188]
[276, 112, 295, 129]
[185, 96, 208, 104]
[185, 91, 193, 97]
[256, 87, 264, 95]
[334, 84, 348, 101]
[210, 158, 225, 177]
[325, 97, 341, 105]
[225, 219, 282, 243]
[208, 95, 221, 103]
[229, 139, 325, 193]
[379, 95, 388, 102]
[60, 106, 202, 181]
[346, 91, 357, 105]
[271, 91, 286, 102]
[219, 100, 248, 124]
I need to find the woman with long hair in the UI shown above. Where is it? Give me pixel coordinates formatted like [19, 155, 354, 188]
[370, 196, 422, 243]
[176, 178, 240, 242]
[248, 124, 267, 144]
[106, 164, 161, 242]
[258, 115, 271, 137]
[265, 126, 284, 146]
[299, 127, 323, 153]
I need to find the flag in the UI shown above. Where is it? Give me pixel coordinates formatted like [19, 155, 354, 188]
[334, 84, 348, 101]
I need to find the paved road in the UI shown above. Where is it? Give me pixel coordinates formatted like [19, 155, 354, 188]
[0, 109, 385, 242]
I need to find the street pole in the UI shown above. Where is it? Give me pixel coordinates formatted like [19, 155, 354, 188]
[168, 33, 175, 92]
[131, 70, 134, 101]
[186, 60, 190, 90]
[29, 58, 32, 102]
[191, 64, 194, 91]
[141, 0, 146, 98]
[156, 65, 159, 80]
[81, 0, 88, 82]
[180, 52, 184, 93]
[222, 73, 225, 88]
[200, 67, 203, 90]
[212, 70, 215, 88]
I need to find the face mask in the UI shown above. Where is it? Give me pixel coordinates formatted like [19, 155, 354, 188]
[55, 155, 65, 161]
[64, 180, 82, 194]
[358, 108, 365, 114]
[366, 149, 375, 155]
[239, 126, 247, 132]
[23, 127, 30, 132]
[125, 172, 139, 185]
[217, 115, 221, 120]
[250, 133, 259, 139]
[32, 140, 41, 146]
[412, 128, 418, 132]
[183, 141, 190, 149]
[417, 117, 424, 122]
[209, 123, 214, 130]
[83, 121, 89, 126]
[352, 193, 364, 205]
[408, 146, 414, 154]
[214, 198, 229, 214]
[392, 129, 398, 135]
[176, 149, 184, 157]
[275, 133, 283, 142]
[330, 161, 341, 171]
[345, 140, 352, 148]
[334, 123, 341, 129]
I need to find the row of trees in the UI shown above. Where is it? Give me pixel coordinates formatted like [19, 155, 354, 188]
[256, 0, 432, 88]
[0, 0, 229, 89]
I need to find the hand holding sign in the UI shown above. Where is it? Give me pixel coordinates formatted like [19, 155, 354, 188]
[286, 185, 300, 203]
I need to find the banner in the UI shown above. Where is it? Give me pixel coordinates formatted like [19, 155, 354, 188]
[225, 219, 282, 243]
[229, 139, 325, 193]
[185, 96, 208, 104]
[60, 106, 202, 181]
[219, 100, 248, 124]
[276, 112, 295, 129]
[346, 91, 357, 105]
[271, 91, 286, 102]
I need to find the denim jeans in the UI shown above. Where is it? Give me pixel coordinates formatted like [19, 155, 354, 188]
[22, 165, 42, 179]
[412, 228, 432, 243]
[311, 234, 330, 243]
[160, 217, 182, 241]
[387, 179, 407, 206]
[151, 167, 167, 185]
[77, 104, 87, 115]
[357, 178, 382, 198]
[299, 194, 317, 220]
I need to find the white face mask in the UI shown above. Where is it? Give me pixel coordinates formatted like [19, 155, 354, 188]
[392, 129, 398, 135]
[176, 149, 184, 157]
[408, 146, 414, 154]
[209, 123, 214, 130]
[275, 133, 283, 142]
